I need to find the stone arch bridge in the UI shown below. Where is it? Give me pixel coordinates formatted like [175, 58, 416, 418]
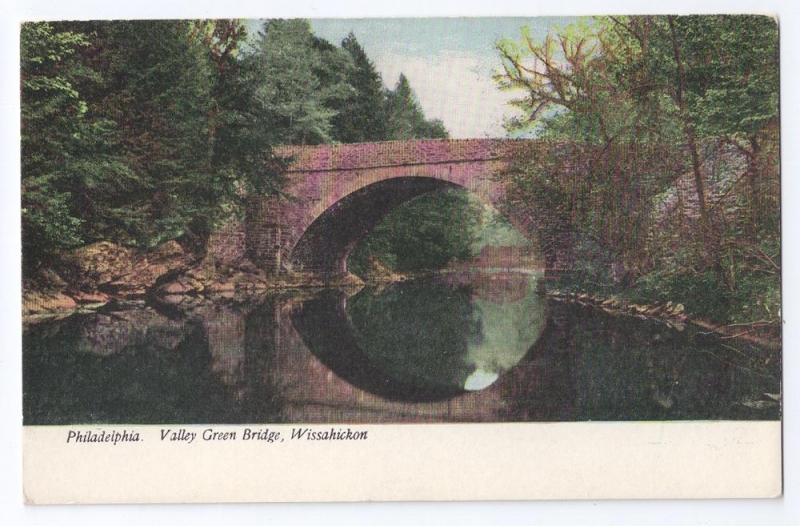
[243, 139, 572, 280]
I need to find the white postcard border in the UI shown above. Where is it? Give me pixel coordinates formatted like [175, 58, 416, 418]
[23, 421, 781, 504]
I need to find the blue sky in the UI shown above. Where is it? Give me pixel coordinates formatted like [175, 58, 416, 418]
[251, 18, 579, 138]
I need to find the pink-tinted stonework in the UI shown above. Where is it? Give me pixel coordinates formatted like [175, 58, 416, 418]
[244, 139, 570, 278]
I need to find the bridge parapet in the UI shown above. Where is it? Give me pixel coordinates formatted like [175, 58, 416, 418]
[274, 139, 534, 173]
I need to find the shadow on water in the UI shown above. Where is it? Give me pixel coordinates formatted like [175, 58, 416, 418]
[22, 272, 781, 424]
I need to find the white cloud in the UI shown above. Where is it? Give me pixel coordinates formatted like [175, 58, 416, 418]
[372, 51, 523, 139]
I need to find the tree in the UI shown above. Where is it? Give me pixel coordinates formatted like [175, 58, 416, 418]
[494, 16, 780, 324]
[386, 74, 449, 140]
[193, 19, 286, 199]
[247, 19, 336, 145]
[21, 19, 291, 279]
[495, 20, 685, 276]
[349, 189, 483, 274]
[21, 22, 91, 271]
[311, 35, 357, 134]
[80, 20, 221, 247]
[333, 32, 389, 142]
[664, 16, 779, 233]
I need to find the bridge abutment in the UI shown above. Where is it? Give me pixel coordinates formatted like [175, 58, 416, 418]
[245, 196, 283, 275]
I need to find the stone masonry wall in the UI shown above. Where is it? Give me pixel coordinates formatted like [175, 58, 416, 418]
[244, 139, 573, 278]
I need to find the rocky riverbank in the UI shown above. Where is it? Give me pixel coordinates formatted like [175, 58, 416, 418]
[547, 289, 781, 350]
[22, 240, 364, 321]
[21, 241, 782, 350]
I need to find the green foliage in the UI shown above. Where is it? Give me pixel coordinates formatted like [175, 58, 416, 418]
[311, 35, 359, 132]
[349, 189, 484, 275]
[247, 20, 339, 145]
[385, 74, 449, 139]
[21, 22, 91, 270]
[203, 20, 287, 197]
[21, 18, 451, 280]
[332, 32, 389, 142]
[82, 21, 219, 246]
[347, 280, 477, 390]
[22, 19, 286, 274]
[627, 267, 779, 325]
[495, 15, 781, 326]
[661, 15, 779, 140]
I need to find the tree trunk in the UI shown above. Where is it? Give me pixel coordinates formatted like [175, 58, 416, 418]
[748, 136, 762, 235]
[667, 17, 711, 238]
[667, 16, 721, 275]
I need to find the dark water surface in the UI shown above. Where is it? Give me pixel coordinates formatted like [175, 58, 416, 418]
[23, 272, 781, 424]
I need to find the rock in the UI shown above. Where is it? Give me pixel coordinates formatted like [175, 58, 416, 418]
[158, 281, 194, 295]
[104, 240, 197, 297]
[23, 291, 77, 315]
[206, 281, 236, 294]
[253, 280, 270, 290]
[62, 241, 135, 289]
[237, 260, 259, 274]
[160, 294, 187, 305]
[36, 268, 68, 288]
[105, 283, 147, 297]
[336, 273, 365, 288]
[217, 290, 236, 300]
[149, 240, 185, 261]
[185, 268, 207, 280]
[362, 256, 405, 282]
[672, 303, 685, 315]
[176, 275, 204, 292]
[70, 291, 110, 304]
[665, 320, 686, 331]
[646, 305, 664, 316]
[178, 295, 202, 308]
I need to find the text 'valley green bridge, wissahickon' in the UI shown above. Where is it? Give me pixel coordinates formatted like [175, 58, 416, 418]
[231, 139, 576, 281]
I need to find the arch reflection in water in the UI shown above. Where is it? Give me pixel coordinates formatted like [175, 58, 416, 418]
[290, 272, 547, 402]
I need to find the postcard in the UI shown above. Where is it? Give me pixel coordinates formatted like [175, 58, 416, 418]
[20, 15, 782, 503]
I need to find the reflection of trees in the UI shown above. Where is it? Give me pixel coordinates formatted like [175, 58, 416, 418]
[23, 303, 286, 424]
[24, 286, 778, 425]
[502, 301, 781, 421]
[294, 274, 547, 400]
[440, 271, 534, 303]
[25, 315, 227, 424]
[347, 280, 480, 393]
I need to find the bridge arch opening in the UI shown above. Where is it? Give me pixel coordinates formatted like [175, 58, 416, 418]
[287, 175, 543, 278]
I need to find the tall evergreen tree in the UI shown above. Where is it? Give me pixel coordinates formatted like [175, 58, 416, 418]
[193, 19, 285, 198]
[333, 32, 388, 142]
[247, 19, 336, 145]
[81, 20, 218, 247]
[386, 73, 449, 139]
[21, 22, 92, 271]
[311, 35, 356, 132]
